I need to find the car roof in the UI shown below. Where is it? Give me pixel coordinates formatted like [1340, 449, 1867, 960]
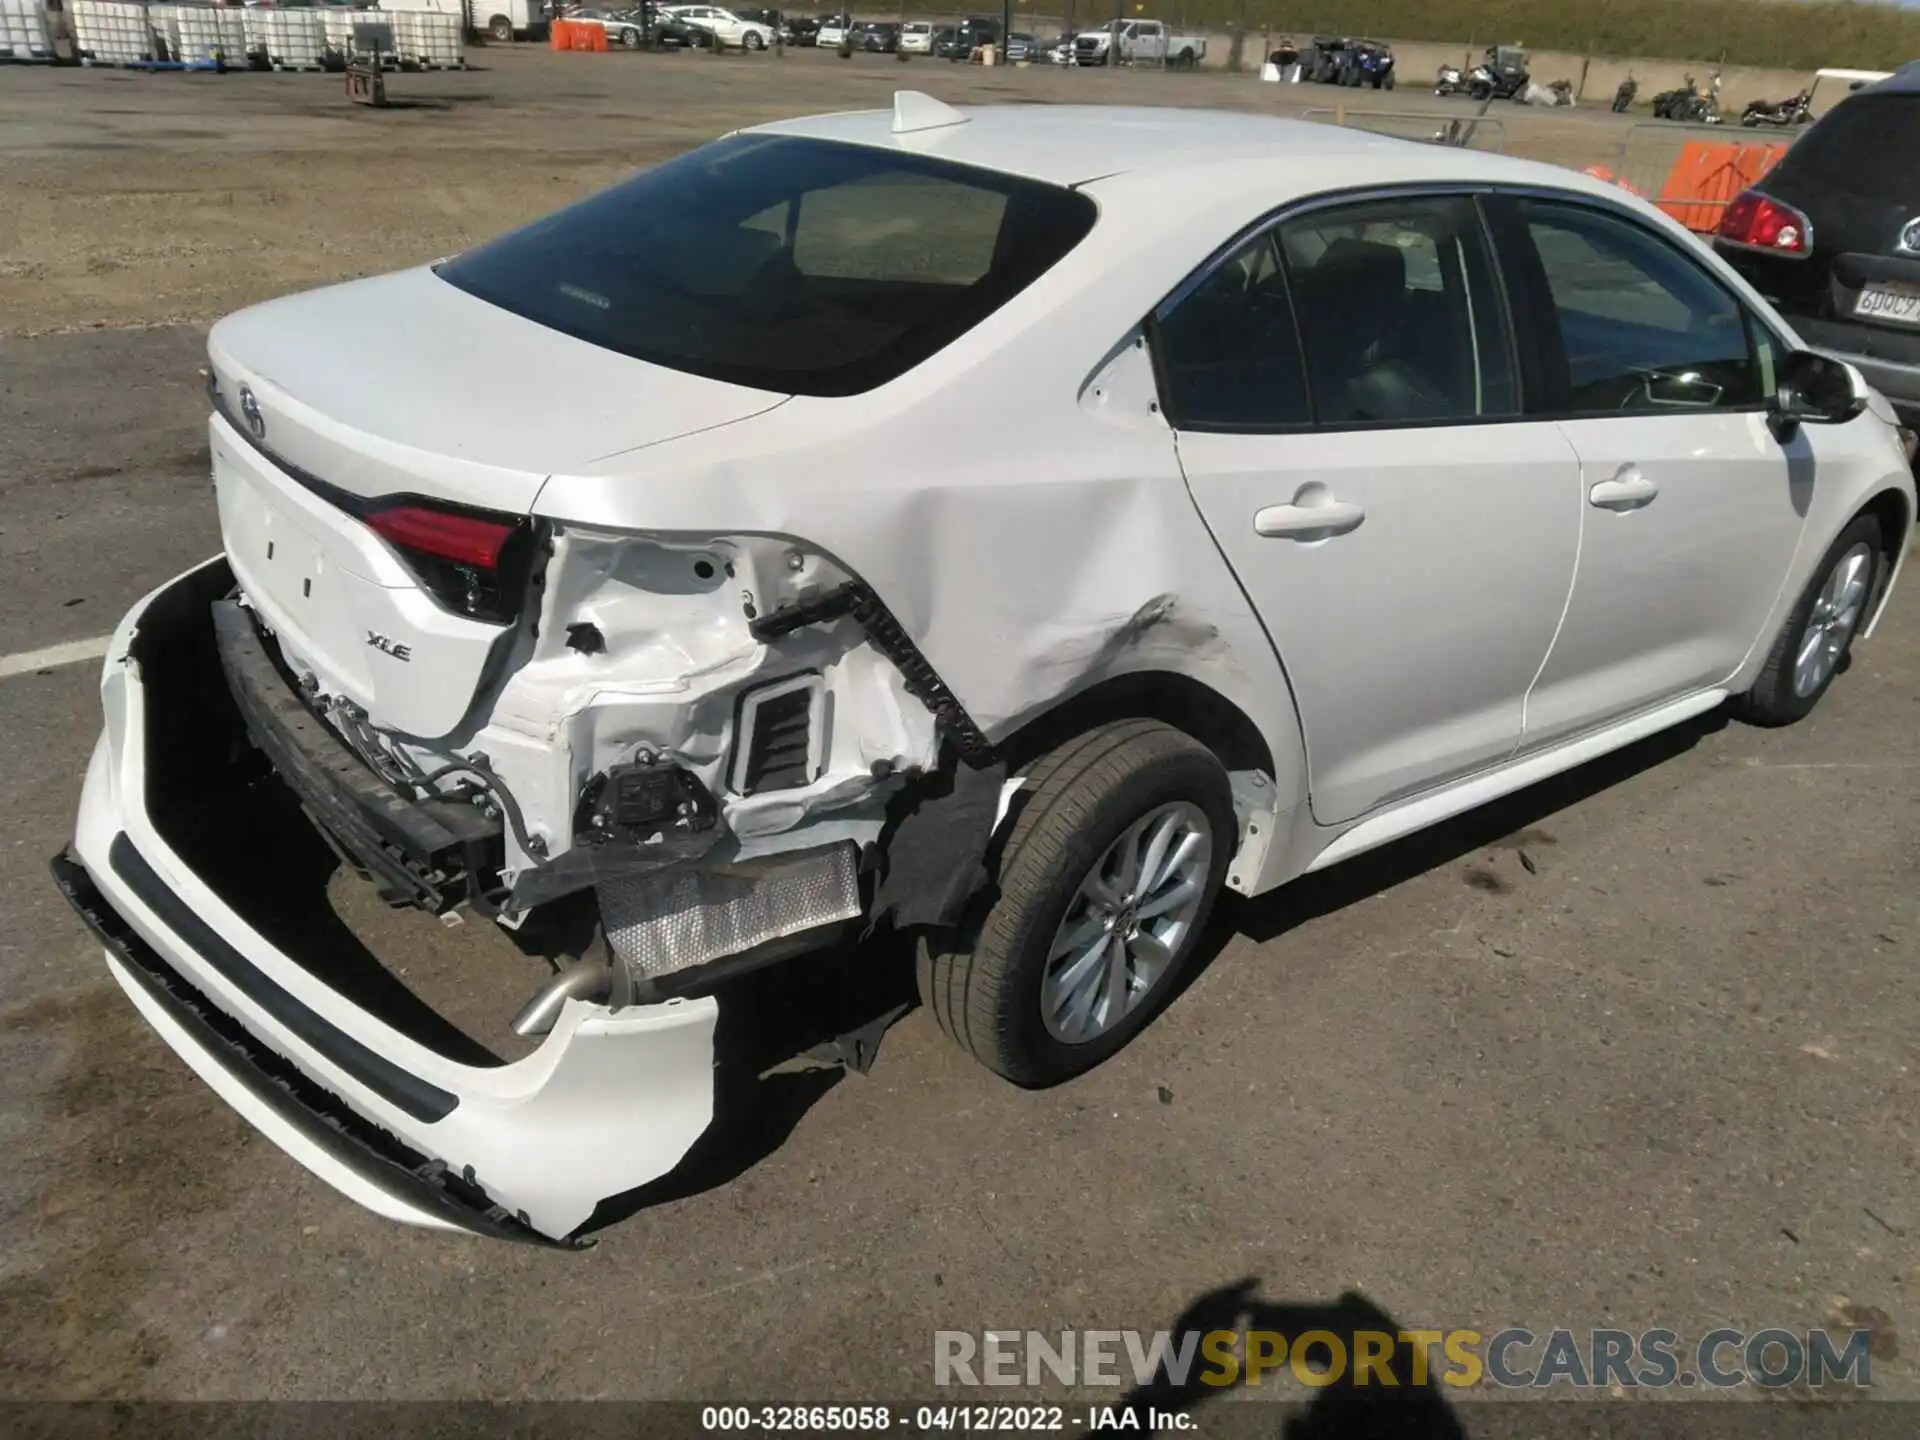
[1865, 63, 1920, 95]
[747, 101, 1561, 188]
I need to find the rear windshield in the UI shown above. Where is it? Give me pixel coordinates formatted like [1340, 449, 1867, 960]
[1780, 93, 1920, 197]
[436, 135, 1098, 397]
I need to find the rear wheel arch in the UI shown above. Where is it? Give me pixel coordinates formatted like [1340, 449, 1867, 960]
[994, 670, 1284, 792]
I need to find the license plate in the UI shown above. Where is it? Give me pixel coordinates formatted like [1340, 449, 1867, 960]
[1854, 283, 1920, 327]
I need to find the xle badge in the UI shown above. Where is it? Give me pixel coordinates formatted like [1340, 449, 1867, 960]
[366, 631, 413, 662]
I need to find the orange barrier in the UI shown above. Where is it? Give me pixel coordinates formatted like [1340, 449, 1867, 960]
[1655, 140, 1789, 234]
[548, 18, 608, 51]
[1581, 164, 1647, 199]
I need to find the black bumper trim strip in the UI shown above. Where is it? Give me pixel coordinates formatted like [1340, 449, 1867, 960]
[105, 832, 460, 1124]
[52, 847, 576, 1248]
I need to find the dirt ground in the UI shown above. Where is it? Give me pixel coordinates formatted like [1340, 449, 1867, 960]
[0, 44, 1647, 338]
[1, 42, 1914, 1418]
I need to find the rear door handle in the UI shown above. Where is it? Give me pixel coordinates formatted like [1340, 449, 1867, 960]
[1254, 498, 1367, 539]
[1588, 469, 1660, 510]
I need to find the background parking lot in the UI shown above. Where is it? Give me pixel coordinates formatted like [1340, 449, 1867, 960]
[1, 46, 1915, 1406]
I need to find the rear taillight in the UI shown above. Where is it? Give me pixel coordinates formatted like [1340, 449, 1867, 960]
[364, 501, 533, 624]
[1717, 190, 1813, 258]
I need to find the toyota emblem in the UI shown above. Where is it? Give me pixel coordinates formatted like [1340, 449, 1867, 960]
[238, 384, 265, 439]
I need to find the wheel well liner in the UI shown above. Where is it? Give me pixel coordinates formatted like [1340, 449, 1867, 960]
[1862, 485, 1913, 623]
[997, 671, 1276, 780]
[1862, 486, 1912, 567]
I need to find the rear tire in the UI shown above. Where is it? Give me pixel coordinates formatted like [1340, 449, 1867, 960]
[487, 14, 511, 42]
[619, 26, 641, 46]
[1733, 514, 1882, 726]
[744, 29, 764, 49]
[916, 720, 1234, 1088]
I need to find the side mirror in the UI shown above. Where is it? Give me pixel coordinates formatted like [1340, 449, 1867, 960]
[1769, 350, 1867, 438]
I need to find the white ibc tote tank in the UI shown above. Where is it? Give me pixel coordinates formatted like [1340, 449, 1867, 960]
[0, 0, 55, 59]
[71, 0, 158, 63]
[244, 5, 324, 67]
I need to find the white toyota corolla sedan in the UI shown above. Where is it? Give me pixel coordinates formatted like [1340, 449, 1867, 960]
[56, 95, 1915, 1244]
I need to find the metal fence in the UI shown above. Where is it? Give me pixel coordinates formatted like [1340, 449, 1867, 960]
[1609, 120, 1799, 231]
[1298, 106, 1509, 151]
[1293, 107, 1804, 234]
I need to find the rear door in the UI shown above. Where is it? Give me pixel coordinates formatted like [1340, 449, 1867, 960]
[1490, 194, 1809, 748]
[1163, 192, 1583, 825]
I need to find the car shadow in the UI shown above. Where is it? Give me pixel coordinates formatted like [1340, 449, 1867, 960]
[574, 929, 920, 1236]
[1116, 1278, 1469, 1438]
[151, 727, 510, 1070]
[584, 708, 1731, 1232]
[1172, 707, 1728, 1003]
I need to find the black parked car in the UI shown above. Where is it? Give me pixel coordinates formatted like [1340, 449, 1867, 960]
[935, 16, 996, 58]
[780, 13, 820, 44]
[858, 19, 897, 50]
[654, 10, 715, 45]
[1715, 70, 1920, 428]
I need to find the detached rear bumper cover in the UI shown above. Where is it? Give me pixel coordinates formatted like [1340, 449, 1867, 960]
[57, 559, 719, 1243]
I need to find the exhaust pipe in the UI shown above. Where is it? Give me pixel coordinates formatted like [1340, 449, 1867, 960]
[510, 961, 617, 1038]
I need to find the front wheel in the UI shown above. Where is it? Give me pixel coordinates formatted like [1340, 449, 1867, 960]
[744, 29, 764, 49]
[1469, 81, 1492, 101]
[618, 26, 642, 46]
[1734, 514, 1883, 726]
[917, 720, 1234, 1087]
[487, 14, 512, 42]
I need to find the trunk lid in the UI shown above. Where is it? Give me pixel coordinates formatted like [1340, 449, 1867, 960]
[206, 268, 787, 739]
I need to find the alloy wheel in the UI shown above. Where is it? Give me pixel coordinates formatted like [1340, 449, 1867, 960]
[1793, 542, 1873, 697]
[1040, 801, 1213, 1044]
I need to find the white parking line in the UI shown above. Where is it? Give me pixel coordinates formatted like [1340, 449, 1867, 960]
[0, 635, 113, 681]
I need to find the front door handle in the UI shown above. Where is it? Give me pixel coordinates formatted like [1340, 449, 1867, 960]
[1588, 468, 1660, 510]
[1254, 497, 1367, 539]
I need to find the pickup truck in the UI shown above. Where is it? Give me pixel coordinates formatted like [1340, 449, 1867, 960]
[1070, 18, 1205, 67]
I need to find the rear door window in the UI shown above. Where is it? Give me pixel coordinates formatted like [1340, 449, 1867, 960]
[1279, 194, 1518, 426]
[1154, 193, 1516, 431]
[1155, 230, 1312, 430]
[437, 135, 1096, 397]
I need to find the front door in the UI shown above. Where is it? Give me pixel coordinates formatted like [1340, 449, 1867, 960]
[1490, 196, 1811, 747]
[1161, 192, 1584, 825]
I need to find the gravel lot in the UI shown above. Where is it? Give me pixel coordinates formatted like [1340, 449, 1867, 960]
[0, 44, 1914, 1415]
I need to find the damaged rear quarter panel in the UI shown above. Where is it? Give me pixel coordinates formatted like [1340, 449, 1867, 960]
[530, 331, 1308, 895]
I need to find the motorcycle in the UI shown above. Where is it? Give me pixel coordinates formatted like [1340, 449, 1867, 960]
[1741, 90, 1813, 127]
[1435, 61, 1465, 96]
[1612, 72, 1638, 113]
[1653, 72, 1723, 124]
